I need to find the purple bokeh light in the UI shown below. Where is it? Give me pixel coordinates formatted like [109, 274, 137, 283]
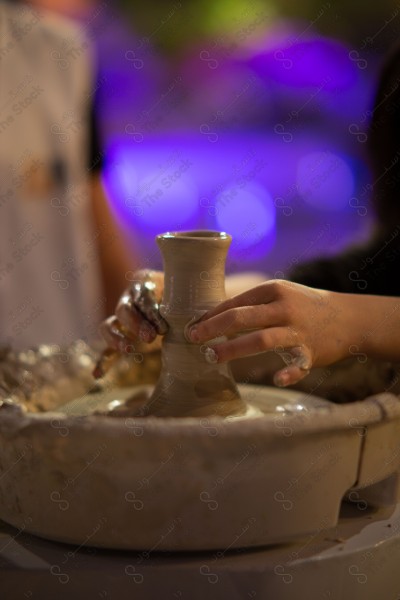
[103, 142, 199, 232]
[248, 37, 358, 90]
[102, 131, 370, 271]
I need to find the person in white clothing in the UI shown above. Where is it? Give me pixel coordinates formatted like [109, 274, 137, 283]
[0, 0, 137, 349]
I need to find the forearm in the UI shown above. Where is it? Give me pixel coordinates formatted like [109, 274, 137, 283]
[345, 293, 400, 361]
[91, 175, 140, 313]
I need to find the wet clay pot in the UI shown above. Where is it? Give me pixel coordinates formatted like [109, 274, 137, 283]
[140, 230, 248, 418]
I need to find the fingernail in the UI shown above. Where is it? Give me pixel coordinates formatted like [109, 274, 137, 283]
[190, 326, 200, 342]
[204, 346, 218, 364]
[274, 371, 291, 388]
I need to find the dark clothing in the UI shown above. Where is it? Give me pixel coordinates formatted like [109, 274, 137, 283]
[290, 228, 400, 295]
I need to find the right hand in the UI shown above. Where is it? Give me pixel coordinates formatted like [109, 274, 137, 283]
[187, 279, 352, 387]
[100, 269, 166, 353]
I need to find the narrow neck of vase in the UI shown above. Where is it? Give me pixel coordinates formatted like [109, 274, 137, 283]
[157, 230, 231, 316]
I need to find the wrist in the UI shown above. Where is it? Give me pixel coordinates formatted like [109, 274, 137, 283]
[330, 291, 367, 362]
[356, 296, 400, 361]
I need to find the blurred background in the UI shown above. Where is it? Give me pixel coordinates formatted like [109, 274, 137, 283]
[75, 0, 399, 274]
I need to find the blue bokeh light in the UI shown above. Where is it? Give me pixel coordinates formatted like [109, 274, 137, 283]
[296, 151, 355, 211]
[214, 182, 276, 258]
[135, 170, 199, 231]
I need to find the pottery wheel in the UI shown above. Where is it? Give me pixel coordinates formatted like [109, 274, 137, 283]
[57, 382, 331, 418]
[1, 381, 389, 551]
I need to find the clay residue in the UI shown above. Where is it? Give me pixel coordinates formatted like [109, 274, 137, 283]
[137, 372, 249, 418]
[94, 390, 150, 417]
[193, 375, 248, 417]
[194, 374, 239, 399]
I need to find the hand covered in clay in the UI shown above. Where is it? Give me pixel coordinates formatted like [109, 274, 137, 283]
[188, 280, 354, 387]
[99, 269, 167, 354]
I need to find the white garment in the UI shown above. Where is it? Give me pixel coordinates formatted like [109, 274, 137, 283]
[0, 1, 104, 349]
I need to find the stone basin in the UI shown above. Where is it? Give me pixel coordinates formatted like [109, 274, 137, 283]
[1, 382, 400, 551]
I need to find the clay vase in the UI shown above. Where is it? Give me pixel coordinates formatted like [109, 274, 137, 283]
[140, 230, 248, 418]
